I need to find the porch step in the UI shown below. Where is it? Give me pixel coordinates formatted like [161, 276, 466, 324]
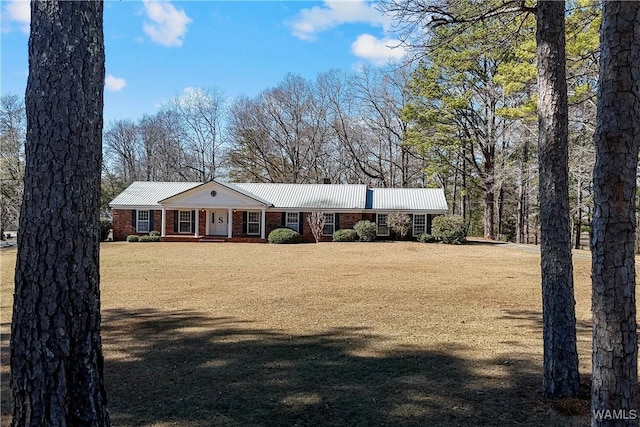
[199, 238, 226, 243]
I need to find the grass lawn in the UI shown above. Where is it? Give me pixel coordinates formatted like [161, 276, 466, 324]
[0, 240, 604, 426]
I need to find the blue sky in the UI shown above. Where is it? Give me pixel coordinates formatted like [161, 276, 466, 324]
[1, 0, 405, 125]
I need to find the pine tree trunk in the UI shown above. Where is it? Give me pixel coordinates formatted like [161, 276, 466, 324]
[10, 1, 109, 425]
[536, 0, 580, 398]
[591, 1, 640, 425]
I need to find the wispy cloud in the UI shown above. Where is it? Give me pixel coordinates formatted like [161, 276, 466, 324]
[289, 0, 390, 41]
[142, 0, 192, 47]
[351, 34, 405, 65]
[105, 74, 127, 92]
[2, 0, 30, 34]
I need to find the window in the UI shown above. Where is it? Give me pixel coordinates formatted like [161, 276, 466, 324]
[179, 210, 192, 233]
[286, 212, 299, 230]
[247, 211, 261, 235]
[137, 210, 150, 233]
[413, 214, 426, 236]
[322, 213, 335, 236]
[376, 213, 389, 236]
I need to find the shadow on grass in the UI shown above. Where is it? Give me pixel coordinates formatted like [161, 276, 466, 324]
[101, 308, 586, 427]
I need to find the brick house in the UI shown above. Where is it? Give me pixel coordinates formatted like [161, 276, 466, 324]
[109, 181, 449, 242]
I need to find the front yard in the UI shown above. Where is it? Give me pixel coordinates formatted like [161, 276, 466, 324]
[0, 241, 597, 426]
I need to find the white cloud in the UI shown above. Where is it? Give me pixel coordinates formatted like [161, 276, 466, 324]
[142, 0, 192, 47]
[3, 0, 30, 34]
[351, 34, 405, 65]
[290, 0, 390, 41]
[105, 74, 127, 92]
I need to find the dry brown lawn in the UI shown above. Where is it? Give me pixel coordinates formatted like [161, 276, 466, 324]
[0, 240, 604, 426]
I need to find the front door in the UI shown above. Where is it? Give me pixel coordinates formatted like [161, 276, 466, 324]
[210, 210, 228, 236]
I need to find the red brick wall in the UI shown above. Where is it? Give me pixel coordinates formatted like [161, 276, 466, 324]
[112, 209, 163, 241]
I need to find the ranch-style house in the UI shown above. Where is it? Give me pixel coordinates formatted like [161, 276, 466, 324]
[109, 181, 449, 242]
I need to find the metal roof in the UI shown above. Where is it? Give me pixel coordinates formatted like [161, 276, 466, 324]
[233, 183, 368, 209]
[369, 187, 449, 213]
[109, 181, 449, 213]
[109, 181, 201, 207]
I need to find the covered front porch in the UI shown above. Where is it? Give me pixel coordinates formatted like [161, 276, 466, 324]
[158, 207, 268, 241]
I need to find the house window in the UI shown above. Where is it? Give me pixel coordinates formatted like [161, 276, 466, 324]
[413, 214, 426, 236]
[247, 211, 261, 235]
[286, 212, 299, 230]
[179, 210, 192, 233]
[137, 210, 150, 233]
[376, 213, 389, 236]
[322, 213, 335, 236]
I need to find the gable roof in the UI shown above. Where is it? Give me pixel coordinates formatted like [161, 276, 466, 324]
[109, 181, 448, 213]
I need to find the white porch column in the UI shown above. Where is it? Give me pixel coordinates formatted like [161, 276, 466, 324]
[161, 207, 166, 237]
[194, 209, 200, 238]
[260, 208, 266, 239]
[227, 208, 233, 238]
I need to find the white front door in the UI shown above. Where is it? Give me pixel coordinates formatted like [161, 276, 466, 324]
[210, 211, 228, 235]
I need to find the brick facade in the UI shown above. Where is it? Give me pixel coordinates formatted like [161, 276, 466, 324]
[111, 208, 436, 242]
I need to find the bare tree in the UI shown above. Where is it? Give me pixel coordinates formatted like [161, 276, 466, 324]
[0, 93, 25, 237]
[591, 1, 640, 424]
[11, 0, 109, 424]
[307, 211, 326, 242]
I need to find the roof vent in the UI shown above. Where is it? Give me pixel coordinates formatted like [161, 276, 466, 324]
[323, 178, 331, 184]
[210, 190, 217, 197]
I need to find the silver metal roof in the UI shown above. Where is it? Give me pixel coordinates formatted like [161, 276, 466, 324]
[109, 181, 201, 207]
[233, 183, 368, 209]
[369, 187, 449, 213]
[109, 181, 449, 213]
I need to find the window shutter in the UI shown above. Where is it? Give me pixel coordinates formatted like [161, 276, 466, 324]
[242, 211, 247, 234]
[173, 210, 178, 232]
[149, 210, 154, 231]
[298, 212, 304, 234]
[335, 213, 340, 231]
[131, 210, 137, 231]
[191, 210, 196, 234]
[281, 212, 286, 227]
[427, 214, 433, 235]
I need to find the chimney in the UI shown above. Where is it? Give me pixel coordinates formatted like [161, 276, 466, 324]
[323, 178, 331, 184]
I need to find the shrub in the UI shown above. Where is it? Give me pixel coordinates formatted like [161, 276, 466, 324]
[432, 215, 467, 244]
[418, 233, 436, 243]
[387, 212, 412, 239]
[268, 228, 301, 244]
[149, 230, 161, 237]
[333, 229, 357, 242]
[126, 235, 139, 242]
[100, 219, 112, 241]
[307, 212, 325, 243]
[354, 220, 377, 242]
[139, 235, 160, 242]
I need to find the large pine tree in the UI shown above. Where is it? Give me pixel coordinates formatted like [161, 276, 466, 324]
[10, 1, 109, 425]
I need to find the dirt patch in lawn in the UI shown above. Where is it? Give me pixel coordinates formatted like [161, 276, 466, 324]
[0, 240, 602, 426]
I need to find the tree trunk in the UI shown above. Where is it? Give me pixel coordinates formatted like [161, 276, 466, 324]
[536, 0, 580, 398]
[10, 1, 109, 426]
[591, 1, 640, 425]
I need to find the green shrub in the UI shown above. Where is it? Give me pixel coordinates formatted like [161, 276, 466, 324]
[126, 235, 139, 242]
[354, 220, 377, 242]
[149, 230, 161, 237]
[432, 215, 467, 244]
[333, 229, 357, 242]
[139, 235, 160, 242]
[268, 228, 301, 244]
[100, 219, 112, 241]
[418, 233, 436, 243]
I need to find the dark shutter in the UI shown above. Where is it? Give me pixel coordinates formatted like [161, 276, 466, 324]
[334, 213, 340, 232]
[131, 210, 137, 231]
[173, 210, 178, 232]
[191, 210, 196, 234]
[149, 210, 154, 232]
[298, 212, 304, 234]
[281, 212, 286, 227]
[242, 211, 247, 234]
[427, 215, 433, 235]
